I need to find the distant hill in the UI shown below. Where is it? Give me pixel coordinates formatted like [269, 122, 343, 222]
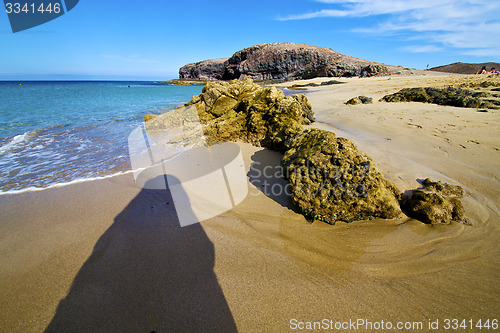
[429, 62, 500, 74]
[179, 43, 395, 81]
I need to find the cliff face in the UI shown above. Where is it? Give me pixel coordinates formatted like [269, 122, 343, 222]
[179, 58, 228, 81]
[179, 43, 390, 81]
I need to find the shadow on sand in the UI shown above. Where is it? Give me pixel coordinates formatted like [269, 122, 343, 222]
[247, 148, 298, 212]
[45, 176, 237, 332]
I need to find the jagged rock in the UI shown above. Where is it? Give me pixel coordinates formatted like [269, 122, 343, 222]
[358, 96, 373, 104]
[381, 87, 497, 109]
[179, 43, 392, 81]
[345, 97, 361, 105]
[282, 129, 402, 223]
[185, 78, 314, 152]
[401, 178, 468, 224]
[346, 96, 373, 105]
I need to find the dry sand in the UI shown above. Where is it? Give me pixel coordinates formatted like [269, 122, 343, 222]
[1, 73, 499, 332]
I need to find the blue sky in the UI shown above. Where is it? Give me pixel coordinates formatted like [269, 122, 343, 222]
[1, 0, 499, 80]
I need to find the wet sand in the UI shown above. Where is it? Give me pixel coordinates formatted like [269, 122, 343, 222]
[1, 73, 499, 332]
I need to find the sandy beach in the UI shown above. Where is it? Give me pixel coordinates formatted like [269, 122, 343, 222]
[1, 73, 499, 332]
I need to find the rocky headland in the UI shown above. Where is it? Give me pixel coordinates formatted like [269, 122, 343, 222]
[179, 43, 393, 81]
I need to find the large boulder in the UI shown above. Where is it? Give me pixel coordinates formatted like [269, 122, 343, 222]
[401, 178, 468, 224]
[185, 78, 313, 152]
[282, 129, 402, 223]
[179, 43, 391, 81]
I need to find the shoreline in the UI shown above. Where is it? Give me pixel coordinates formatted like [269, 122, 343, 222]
[1, 73, 499, 332]
[0, 169, 136, 196]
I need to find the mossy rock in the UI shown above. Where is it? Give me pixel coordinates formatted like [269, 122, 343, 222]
[381, 87, 495, 109]
[345, 96, 373, 105]
[185, 77, 313, 152]
[358, 96, 373, 104]
[176, 78, 468, 226]
[211, 95, 239, 117]
[282, 129, 402, 223]
[401, 178, 468, 224]
[346, 97, 361, 105]
[144, 114, 158, 122]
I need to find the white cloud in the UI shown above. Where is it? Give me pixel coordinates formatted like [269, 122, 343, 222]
[278, 0, 456, 20]
[277, 9, 351, 20]
[278, 0, 500, 57]
[401, 45, 444, 53]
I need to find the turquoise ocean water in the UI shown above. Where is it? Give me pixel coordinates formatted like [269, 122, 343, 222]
[0, 81, 203, 193]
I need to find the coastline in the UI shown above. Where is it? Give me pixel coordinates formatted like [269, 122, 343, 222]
[1, 73, 499, 332]
[0, 169, 138, 196]
[0, 81, 204, 193]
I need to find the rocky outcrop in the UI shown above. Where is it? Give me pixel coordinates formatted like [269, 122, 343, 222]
[380, 87, 499, 109]
[146, 79, 472, 225]
[282, 129, 402, 223]
[181, 78, 402, 223]
[401, 179, 468, 224]
[179, 43, 391, 81]
[185, 78, 313, 152]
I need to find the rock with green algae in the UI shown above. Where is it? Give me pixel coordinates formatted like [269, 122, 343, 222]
[144, 113, 159, 122]
[401, 178, 468, 225]
[345, 97, 361, 105]
[185, 77, 314, 152]
[380, 87, 496, 109]
[146, 78, 471, 226]
[281, 129, 402, 223]
[178, 79, 403, 224]
[345, 96, 373, 105]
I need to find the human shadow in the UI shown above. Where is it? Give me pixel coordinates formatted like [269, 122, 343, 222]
[45, 175, 237, 333]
